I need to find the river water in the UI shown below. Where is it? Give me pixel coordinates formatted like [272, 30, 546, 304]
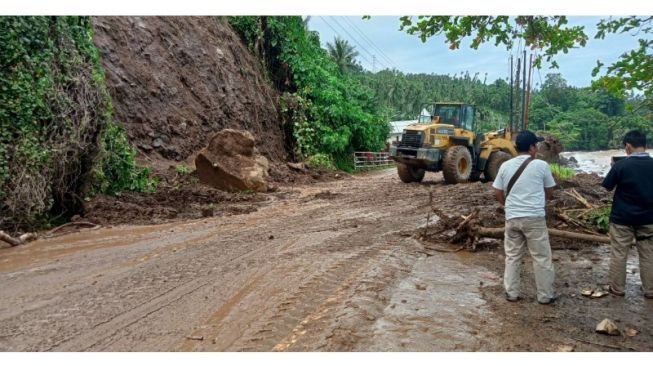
[560, 149, 627, 176]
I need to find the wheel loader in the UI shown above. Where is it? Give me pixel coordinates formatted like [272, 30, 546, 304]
[388, 101, 517, 184]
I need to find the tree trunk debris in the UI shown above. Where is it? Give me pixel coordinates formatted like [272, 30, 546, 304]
[0, 231, 37, 247]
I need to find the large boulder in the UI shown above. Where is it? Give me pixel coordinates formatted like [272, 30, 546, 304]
[195, 129, 269, 192]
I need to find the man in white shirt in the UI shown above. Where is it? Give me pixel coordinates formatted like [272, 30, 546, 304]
[492, 130, 557, 304]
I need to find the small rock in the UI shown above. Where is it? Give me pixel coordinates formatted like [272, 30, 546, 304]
[556, 345, 575, 352]
[268, 235, 274, 240]
[401, 299, 407, 304]
[482, 273, 499, 281]
[591, 290, 608, 298]
[287, 162, 306, 171]
[596, 318, 620, 336]
[415, 284, 426, 291]
[624, 327, 638, 337]
[152, 138, 163, 148]
[186, 335, 204, 341]
[267, 183, 278, 192]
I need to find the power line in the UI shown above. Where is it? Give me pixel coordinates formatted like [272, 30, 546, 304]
[319, 16, 374, 69]
[339, 16, 398, 69]
[340, 16, 400, 70]
[328, 16, 390, 70]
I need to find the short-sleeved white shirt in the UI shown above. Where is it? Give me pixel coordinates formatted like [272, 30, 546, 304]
[492, 155, 556, 220]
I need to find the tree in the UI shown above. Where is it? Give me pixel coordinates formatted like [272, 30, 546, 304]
[541, 73, 577, 111]
[396, 16, 652, 106]
[326, 37, 360, 74]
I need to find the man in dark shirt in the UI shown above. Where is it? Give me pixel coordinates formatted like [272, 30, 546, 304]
[602, 130, 653, 299]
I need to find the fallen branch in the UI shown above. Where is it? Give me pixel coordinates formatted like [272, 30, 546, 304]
[0, 231, 37, 247]
[568, 337, 637, 351]
[475, 227, 610, 243]
[423, 244, 465, 253]
[564, 188, 594, 209]
[455, 208, 479, 232]
[44, 221, 100, 237]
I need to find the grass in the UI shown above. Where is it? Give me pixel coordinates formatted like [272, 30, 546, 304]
[550, 163, 576, 180]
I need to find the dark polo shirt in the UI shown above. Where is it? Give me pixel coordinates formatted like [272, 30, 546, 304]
[602, 153, 653, 226]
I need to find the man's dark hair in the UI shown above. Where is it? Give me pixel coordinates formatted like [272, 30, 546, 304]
[515, 130, 543, 153]
[623, 130, 647, 148]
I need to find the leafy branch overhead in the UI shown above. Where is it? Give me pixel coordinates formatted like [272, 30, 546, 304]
[398, 16, 652, 104]
[592, 16, 653, 103]
[398, 16, 588, 69]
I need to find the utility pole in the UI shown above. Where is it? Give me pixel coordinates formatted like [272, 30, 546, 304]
[521, 50, 527, 131]
[372, 55, 376, 73]
[524, 53, 533, 130]
[509, 56, 514, 133]
[514, 56, 521, 133]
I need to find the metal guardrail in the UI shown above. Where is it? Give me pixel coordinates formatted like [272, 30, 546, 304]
[354, 152, 395, 169]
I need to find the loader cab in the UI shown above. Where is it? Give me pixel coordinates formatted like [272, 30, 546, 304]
[419, 102, 476, 131]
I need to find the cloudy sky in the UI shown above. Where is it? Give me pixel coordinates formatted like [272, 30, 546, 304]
[308, 16, 644, 89]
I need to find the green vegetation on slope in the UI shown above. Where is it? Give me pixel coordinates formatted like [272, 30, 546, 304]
[0, 16, 154, 231]
[229, 16, 389, 171]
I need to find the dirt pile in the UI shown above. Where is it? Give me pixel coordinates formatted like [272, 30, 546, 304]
[83, 170, 267, 226]
[195, 129, 269, 192]
[91, 17, 287, 163]
[537, 133, 564, 163]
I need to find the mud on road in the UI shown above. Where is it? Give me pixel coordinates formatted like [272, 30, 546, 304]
[1, 169, 652, 351]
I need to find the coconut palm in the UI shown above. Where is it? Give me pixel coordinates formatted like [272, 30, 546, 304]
[326, 37, 360, 74]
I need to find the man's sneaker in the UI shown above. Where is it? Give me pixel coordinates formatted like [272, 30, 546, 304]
[608, 285, 625, 296]
[505, 293, 520, 302]
[538, 296, 557, 305]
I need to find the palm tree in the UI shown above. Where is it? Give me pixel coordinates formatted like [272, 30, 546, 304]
[326, 37, 360, 74]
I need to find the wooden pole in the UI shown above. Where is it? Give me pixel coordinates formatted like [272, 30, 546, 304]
[474, 227, 610, 243]
[524, 53, 534, 130]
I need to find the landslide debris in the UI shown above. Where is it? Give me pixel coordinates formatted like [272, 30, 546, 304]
[418, 173, 610, 250]
[91, 16, 287, 163]
[195, 129, 269, 192]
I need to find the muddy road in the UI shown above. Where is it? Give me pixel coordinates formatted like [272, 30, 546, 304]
[1, 169, 651, 351]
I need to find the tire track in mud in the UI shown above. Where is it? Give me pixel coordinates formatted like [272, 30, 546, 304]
[1, 169, 442, 351]
[224, 240, 396, 351]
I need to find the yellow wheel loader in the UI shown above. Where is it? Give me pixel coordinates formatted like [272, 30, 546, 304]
[389, 102, 517, 184]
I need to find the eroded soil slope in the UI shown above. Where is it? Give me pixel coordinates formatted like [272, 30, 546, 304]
[92, 16, 286, 162]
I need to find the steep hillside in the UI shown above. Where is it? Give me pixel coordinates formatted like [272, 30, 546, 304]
[91, 17, 287, 163]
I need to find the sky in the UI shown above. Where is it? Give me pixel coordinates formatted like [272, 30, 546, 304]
[2, 0, 651, 90]
[308, 16, 646, 89]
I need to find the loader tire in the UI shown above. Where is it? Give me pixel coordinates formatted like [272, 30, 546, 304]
[442, 146, 472, 184]
[485, 151, 512, 182]
[397, 163, 425, 183]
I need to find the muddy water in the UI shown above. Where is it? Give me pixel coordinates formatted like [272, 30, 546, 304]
[560, 149, 626, 176]
[362, 247, 501, 351]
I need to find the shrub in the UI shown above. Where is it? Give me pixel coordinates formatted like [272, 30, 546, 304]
[550, 163, 576, 180]
[305, 153, 335, 170]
